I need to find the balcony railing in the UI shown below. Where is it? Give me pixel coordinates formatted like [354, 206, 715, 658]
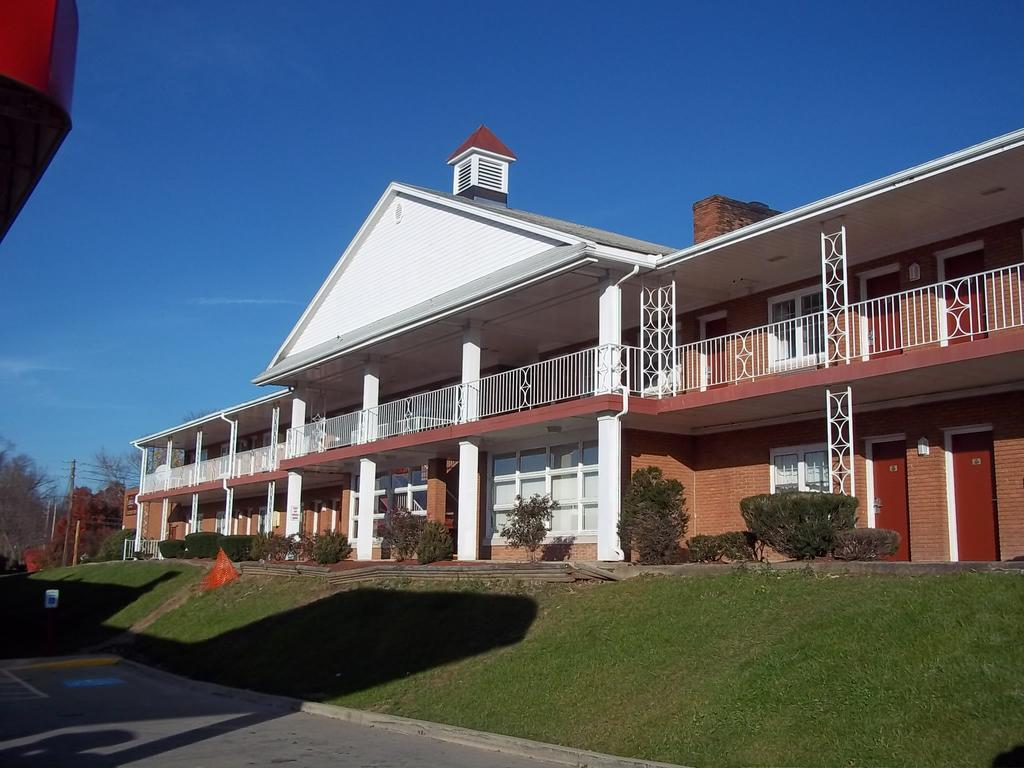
[141, 446, 286, 493]
[287, 346, 627, 459]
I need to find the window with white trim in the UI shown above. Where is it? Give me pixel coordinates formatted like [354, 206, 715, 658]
[770, 444, 829, 493]
[349, 466, 428, 540]
[769, 287, 824, 365]
[491, 441, 599, 536]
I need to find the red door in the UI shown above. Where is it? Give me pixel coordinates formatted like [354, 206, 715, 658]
[871, 439, 911, 560]
[943, 250, 987, 343]
[865, 272, 902, 357]
[951, 430, 999, 561]
[702, 316, 728, 387]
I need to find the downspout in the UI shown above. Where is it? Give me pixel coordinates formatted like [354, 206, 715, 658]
[613, 263, 641, 413]
[219, 413, 238, 536]
[132, 442, 146, 558]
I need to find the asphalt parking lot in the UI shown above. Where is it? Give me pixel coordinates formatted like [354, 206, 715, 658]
[0, 660, 563, 768]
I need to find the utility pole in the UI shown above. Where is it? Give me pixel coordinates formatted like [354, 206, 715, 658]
[61, 459, 75, 566]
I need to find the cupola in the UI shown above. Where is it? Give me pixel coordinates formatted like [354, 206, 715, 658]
[447, 125, 517, 206]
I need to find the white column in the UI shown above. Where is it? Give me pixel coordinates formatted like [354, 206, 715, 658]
[190, 492, 199, 532]
[223, 487, 235, 536]
[265, 480, 276, 533]
[165, 437, 174, 490]
[457, 439, 480, 560]
[285, 395, 306, 537]
[598, 278, 622, 393]
[356, 458, 376, 559]
[194, 429, 203, 486]
[356, 365, 380, 558]
[134, 446, 146, 553]
[461, 323, 481, 422]
[597, 414, 624, 561]
[159, 497, 170, 548]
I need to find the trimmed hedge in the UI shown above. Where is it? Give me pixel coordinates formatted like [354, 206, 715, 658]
[619, 467, 689, 564]
[219, 535, 255, 562]
[740, 492, 858, 560]
[688, 531, 758, 563]
[158, 539, 186, 559]
[183, 532, 221, 559]
[833, 528, 900, 560]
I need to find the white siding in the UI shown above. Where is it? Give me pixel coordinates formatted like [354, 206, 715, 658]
[286, 193, 564, 357]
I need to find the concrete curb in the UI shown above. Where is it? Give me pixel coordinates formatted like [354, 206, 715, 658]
[116, 658, 688, 768]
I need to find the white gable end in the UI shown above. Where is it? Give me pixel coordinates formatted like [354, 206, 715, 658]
[283, 191, 566, 360]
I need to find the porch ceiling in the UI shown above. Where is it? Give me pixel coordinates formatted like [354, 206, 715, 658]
[286, 267, 642, 411]
[670, 142, 1024, 313]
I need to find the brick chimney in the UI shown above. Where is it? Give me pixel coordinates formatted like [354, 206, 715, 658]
[693, 195, 779, 244]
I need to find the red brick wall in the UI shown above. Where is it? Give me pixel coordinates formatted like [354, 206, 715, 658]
[624, 391, 1024, 561]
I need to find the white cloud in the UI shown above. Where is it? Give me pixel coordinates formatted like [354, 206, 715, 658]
[0, 358, 70, 376]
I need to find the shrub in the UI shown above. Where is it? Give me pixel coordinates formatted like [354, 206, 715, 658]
[219, 535, 255, 561]
[95, 529, 135, 562]
[417, 521, 454, 564]
[740, 492, 859, 560]
[158, 539, 186, 559]
[833, 528, 900, 561]
[311, 531, 352, 564]
[184, 532, 221, 559]
[500, 495, 556, 561]
[379, 506, 426, 561]
[250, 532, 290, 562]
[619, 467, 689, 564]
[290, 532, 316, 562]
[688, 531, 757, 563]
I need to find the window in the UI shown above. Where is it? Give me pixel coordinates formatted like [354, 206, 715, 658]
[350, 466, 428, 540]
[769, 288, 824, 366]
[770, 444, 829, 493]
[491, 440, 599, 536]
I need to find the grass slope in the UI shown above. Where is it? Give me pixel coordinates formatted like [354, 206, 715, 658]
[136, 570, 1023, 768]
[0, 562, 201, 657]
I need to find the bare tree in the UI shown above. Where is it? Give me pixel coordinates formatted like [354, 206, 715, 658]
[86, 448, 139, 489]
[0, 438, 54, 566]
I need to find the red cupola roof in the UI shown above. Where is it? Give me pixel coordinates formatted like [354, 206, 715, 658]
[447, 125, 517, 163]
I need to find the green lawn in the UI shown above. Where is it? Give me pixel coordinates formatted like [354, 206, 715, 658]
[6, 564, 1022, 767]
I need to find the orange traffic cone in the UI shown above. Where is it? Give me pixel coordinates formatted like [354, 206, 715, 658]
[202, 548, 239, 591]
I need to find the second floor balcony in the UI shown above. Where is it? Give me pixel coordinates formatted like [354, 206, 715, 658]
[283, 261, 1023, 460]
[141, 444, 287, 495]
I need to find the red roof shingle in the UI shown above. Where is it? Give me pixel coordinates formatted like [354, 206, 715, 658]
[447, 125, 517, 162]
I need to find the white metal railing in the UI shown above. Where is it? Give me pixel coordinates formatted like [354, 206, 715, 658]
[286, 346, 632, 459]
[651, 263, 1024, 394]
[850, 262, 1023, 357]
[195, 455, 231, 484]
[123, 537, 160, 559]
[232, 444, 280, 477]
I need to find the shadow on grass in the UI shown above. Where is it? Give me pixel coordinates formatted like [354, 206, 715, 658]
[134, 587, 539, 700]
[0, 571, 180, 658]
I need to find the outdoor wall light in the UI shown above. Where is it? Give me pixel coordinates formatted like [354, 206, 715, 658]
[917, 437, 930, 456]
[909, 262, 921, 282]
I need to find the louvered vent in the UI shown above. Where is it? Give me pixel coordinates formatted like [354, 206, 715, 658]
[456, 160, 473, 193]
[476, 158, 504, 191]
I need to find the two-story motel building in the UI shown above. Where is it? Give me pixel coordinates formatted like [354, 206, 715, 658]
[131, 126, 1024, 563]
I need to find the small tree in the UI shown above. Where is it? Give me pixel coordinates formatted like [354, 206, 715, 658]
[378, 506, 425, 561]
[619, 467, 688, 564]
[500, 494, 556, 561]
[417, 521, 454, 564]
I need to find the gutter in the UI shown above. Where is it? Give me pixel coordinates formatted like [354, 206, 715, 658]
[218, 413, 238, 536]
[132, 442, 146, 556]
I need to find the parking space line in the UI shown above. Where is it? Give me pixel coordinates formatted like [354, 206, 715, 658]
[0, 669, 47, 700]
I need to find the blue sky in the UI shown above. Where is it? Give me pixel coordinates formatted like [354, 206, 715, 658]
[2, 0, 1022, 484]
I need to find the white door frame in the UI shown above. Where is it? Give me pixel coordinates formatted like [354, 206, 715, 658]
[863, 434, 906, 529]
[942, 423, 993, 562]
[857, 264, 901, 361]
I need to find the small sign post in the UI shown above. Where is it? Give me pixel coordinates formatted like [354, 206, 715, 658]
[44, 589, 59, 655]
